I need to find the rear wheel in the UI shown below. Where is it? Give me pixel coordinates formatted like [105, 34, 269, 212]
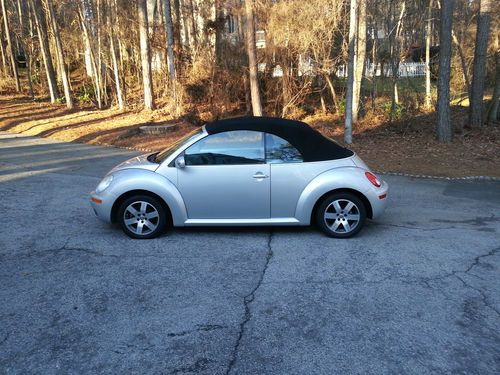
[118, 195, 167, 239]
[316, 192, 366, 238]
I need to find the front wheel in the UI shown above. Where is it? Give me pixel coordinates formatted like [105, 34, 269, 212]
[316, 192, 366, 238]
[118, 195, 167, 239]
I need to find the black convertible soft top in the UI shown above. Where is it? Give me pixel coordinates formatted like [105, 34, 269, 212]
[204, 116, 354, 162]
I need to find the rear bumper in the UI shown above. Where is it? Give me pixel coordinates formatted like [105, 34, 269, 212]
[90, 191, 114, 223]
[365, 179, 389, 219]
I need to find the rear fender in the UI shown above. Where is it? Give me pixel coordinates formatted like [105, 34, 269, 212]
[295, 167, 372, 224]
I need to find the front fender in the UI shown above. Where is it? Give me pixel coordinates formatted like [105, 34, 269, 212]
[106, 169, 187, 225]
[295, 167, 372, 224]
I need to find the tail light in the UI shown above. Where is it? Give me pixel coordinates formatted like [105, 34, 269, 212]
[365, 171, 381, 187]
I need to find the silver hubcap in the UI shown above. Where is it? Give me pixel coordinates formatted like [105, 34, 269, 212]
[324, 199, 360, 234]
[123, 201, 159, 235]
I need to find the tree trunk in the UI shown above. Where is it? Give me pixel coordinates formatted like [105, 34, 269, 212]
[138, 0, 155, 110]
[178, 0, 190, 51]
[244, 0, 262, 116]
[79, 6, 102, 108]
[487, 36, 499, 124]
[344, 0, 357, 144]
[424, 0, 433, 109]
[436, 0, 453, 143]
[30, 0, 59, 102]
[109, 0, 123, 110]
[389, 1, 405, 123]
[162, 0, 176, 81]
[214, 0, 224, 66]
[469, 0, 491, 128]
[0, 29, 8, 76]
[186, 0, 197, 48]
[1, 0, 21, 91]
[452, 32, 470, 92]
[18, 0, 34, 97]
[46, 0, 73, 108]
[325, 74, 339, 113]
[81, 0, 94, 76]
[353, 0, 366, 122]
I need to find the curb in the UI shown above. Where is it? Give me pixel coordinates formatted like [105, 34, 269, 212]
[376, 171, 500, 182]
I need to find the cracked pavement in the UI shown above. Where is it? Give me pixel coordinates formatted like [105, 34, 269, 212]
[1, 131, 499, 374]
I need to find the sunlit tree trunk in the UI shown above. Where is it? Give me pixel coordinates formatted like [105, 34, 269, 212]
[1, 0, 21, 91]
[424, 0, 433, 109]
[138, 0, 155, 109]
[81, 0, 94, 76]
[469, 0, 491, 128]
[344, 0, 357, 144]
[353, 0, 366, 122]
[108, 0, 123, 110]
[46, 0, 73, 108]
[436, 0, 453, 143]
[30, 0, 59, 102]
[244, 0, 262, 116]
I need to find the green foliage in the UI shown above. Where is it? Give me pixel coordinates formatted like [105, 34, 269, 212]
[338, 98, 346, 115]
[55, 96, 66, 104]
[382, 101, 405, 120]
[76, 84, 95, 104]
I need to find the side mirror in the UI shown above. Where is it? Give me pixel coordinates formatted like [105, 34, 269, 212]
[175, 155, 186, 168]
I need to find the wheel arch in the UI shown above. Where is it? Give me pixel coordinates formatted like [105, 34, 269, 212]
[111, 189, 173, 225]
[310, 188, 373, 225]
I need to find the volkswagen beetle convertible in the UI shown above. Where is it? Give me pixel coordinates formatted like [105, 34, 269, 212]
[90, 117, 388, 239]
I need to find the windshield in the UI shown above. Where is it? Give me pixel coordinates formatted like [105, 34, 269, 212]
[155, 128, 204, 163]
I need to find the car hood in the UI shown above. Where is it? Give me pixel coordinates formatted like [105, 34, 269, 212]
[109, 153, 159, 174]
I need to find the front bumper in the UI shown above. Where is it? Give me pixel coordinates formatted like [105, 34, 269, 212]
[90, 190, 115, 223]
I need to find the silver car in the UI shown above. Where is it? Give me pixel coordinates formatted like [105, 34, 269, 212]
[90, 117, 388, 239]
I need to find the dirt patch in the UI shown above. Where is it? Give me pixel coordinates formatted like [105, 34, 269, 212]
[1, 95, 499, 177]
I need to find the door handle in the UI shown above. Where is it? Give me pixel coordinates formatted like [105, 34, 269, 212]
[253, 172, 269, 179]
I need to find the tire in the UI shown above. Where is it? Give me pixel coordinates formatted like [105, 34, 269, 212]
[316, 192, 366, 238]
[118, 195, 167, 239]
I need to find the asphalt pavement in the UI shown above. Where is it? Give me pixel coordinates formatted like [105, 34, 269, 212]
[0, 131, 499, 374]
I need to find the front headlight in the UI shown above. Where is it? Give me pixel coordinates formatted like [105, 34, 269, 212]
[96, 174, 114, 193]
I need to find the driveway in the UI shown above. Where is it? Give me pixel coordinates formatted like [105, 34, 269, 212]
[0, 131, 499, 374]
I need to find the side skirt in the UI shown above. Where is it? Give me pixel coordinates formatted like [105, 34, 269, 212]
[182, 218, 303, 227]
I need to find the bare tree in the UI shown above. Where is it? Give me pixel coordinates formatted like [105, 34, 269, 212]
[30, 0, 59, 102]
[353, 0, 366, 122]
[424, 0, 433, 109]
[345, 0, 357, 144]
[487, 33, 499, 124]
[0, 26, 7, 76]
[469, 0, 491, 127]
[108, 0, 123, 109]
[436, 0, 454, 143]
[1, 0, 20, 91]
[46, 0, 73, 108]
[138, 0, 155, 109]
[244, 0, 262, 116]
[162, 0, 175, 81]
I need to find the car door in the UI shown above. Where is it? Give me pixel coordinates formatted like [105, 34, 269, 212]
[265, 133, 330, 218]
[177, 130, 270, 219]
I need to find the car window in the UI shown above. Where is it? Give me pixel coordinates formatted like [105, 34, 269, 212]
[155, 128, 203, 163]
[185, 130, 265, 165]
[265, 133, 303, 164]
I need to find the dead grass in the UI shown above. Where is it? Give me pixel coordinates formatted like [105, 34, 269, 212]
[1, 94, 499, 177]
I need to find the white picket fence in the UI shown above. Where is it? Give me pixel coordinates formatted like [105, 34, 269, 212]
[336, 62, 426, 78]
